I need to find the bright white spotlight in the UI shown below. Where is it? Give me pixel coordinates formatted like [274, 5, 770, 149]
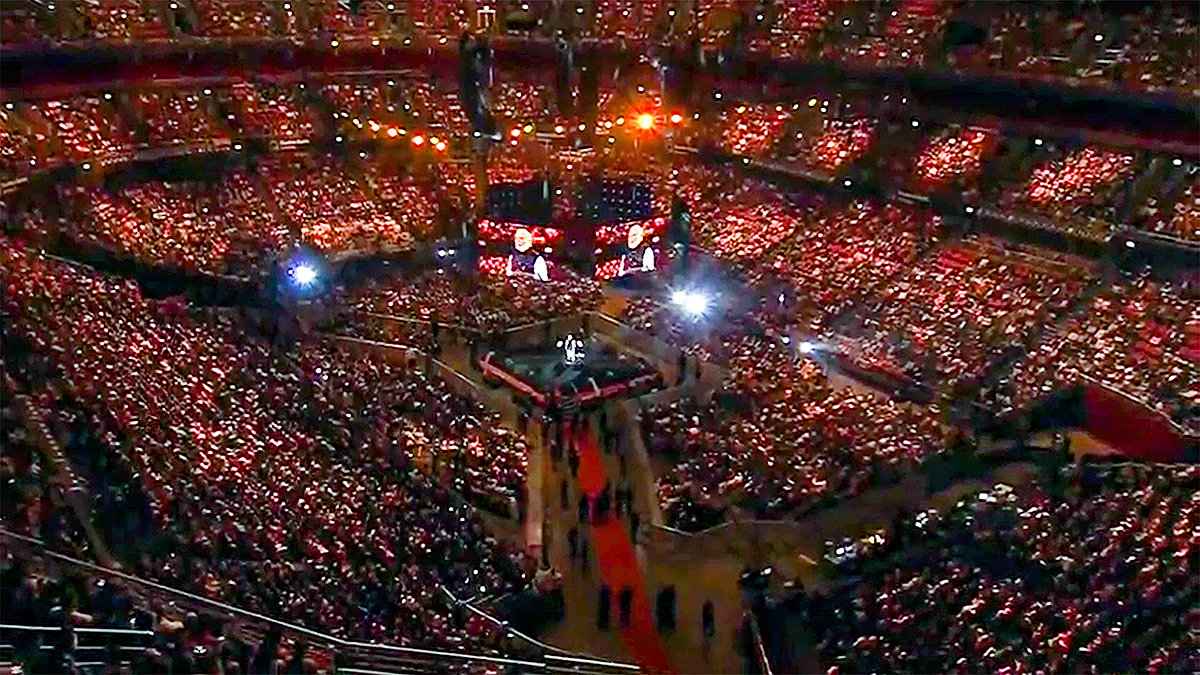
[675, 290, 709, 318]
[799, 341, 816, 355]
[290, 264, 317, 287]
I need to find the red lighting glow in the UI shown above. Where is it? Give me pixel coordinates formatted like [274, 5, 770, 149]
[412, 135, 425, 145]
[637, 113, 654, 130]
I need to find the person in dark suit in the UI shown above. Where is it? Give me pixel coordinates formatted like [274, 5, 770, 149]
[598, 585, 611, 630]
[618, 587, 633, 627]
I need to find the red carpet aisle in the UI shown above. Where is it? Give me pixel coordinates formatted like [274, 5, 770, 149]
[574, 424, 675, 674]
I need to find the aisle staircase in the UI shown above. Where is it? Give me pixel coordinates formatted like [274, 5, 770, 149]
[5, 375, 115, 568]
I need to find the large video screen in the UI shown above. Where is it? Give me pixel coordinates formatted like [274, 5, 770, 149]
[477, 219, 564, 251]
[593, 216, 669, 281]
[477, 219, 565, 281]
[487, 179, 554, 225]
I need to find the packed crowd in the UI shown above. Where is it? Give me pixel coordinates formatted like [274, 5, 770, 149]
[812, 464, 1198, 674]
[316, 0, 396, 40]
[720, 104, 791, 157]
[584, 0, 665, 43]
[36, 170, 288, 276]
[794, 117, 877, 175]
[620, 288, 767, 368]
[363, 163, 442, 239]
[992, 275, 1199, 432]
[2, 238, 532, 652]
[487, 153, 539, 186]
[1166, 178, 1200, 242]
[646, 358, 943, 530]
[2, 0, 1196, 98]
[405, 80, 470, 138]
[260, 153, 413, 253]
[229, 83, 319, 143]
[827, 236, 1092, 394]
[77, 0, 171, 42]
[7, 84, 322, 162]
[0, 105, 45, 178]
[30, 95, 136, 163]
[323, 80, 393, 120]
[746, 0, 836, 60]
[191, 0, 278, 39]
[131, 89, 229, 148]
[1137, 170, 1200, 243]
[758, 199, 938, 325]
[912, 126, 999, 191]
[820, 0, 953, 68]
[674, 165, 778, 252]
[353, 270, 603, 338]
[1002, 145, 1136, 235]
[491, 80, 553, 126]
[949, 1, 1199, 97]
[693, 182, 815, 260]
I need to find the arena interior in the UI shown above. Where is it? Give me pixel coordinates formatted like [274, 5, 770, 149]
[1, 1, 1198, 673]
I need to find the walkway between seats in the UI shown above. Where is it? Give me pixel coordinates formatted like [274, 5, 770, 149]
[574, 423, 675, 674]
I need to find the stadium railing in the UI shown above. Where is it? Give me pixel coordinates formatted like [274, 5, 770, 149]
[0, 529, 638, 674]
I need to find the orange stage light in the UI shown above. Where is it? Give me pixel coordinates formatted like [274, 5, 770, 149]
[637, 113, 654, 130]
[669, 113, 683, 124]
[386, 128, 398, 137]
[412, 135, 425, 145]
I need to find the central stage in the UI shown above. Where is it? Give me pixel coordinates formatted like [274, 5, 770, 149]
[479, 334, 661, 408]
